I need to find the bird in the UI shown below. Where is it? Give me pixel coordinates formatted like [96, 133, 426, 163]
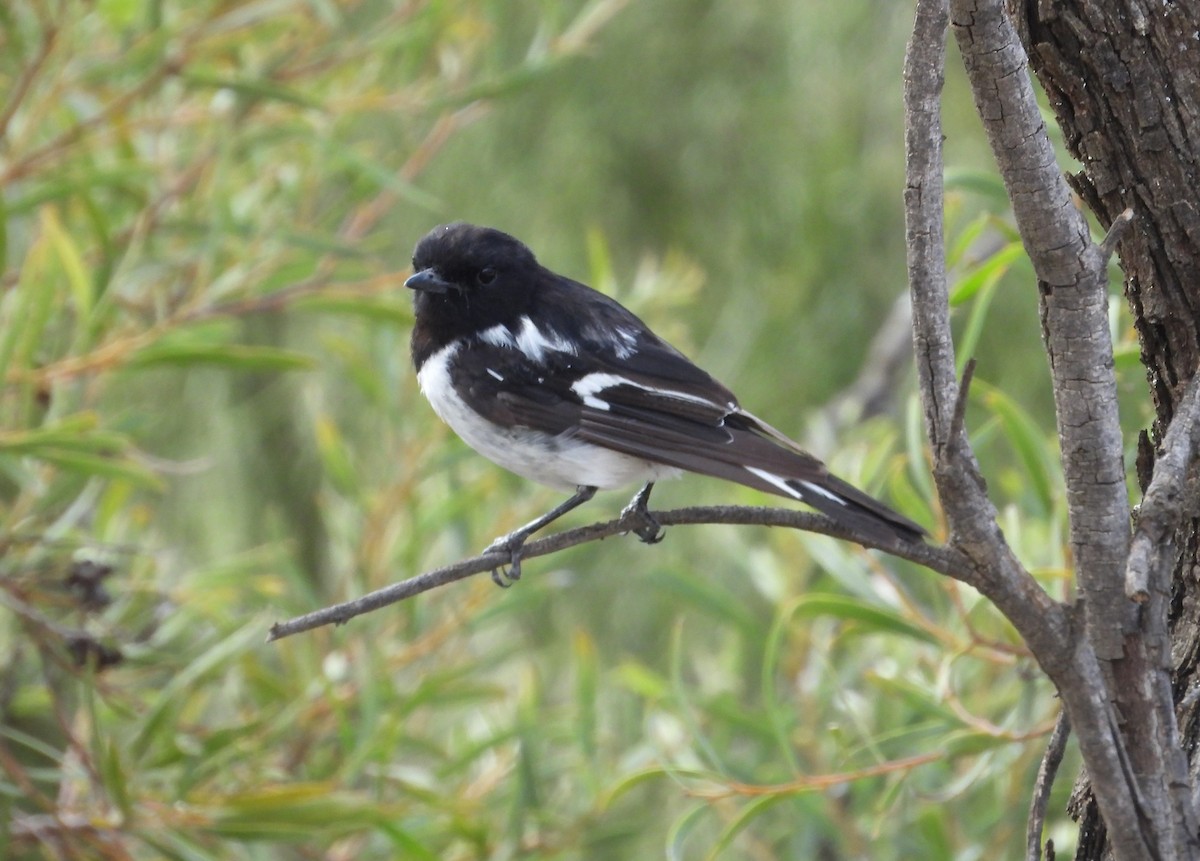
[406, 222, 925, 583]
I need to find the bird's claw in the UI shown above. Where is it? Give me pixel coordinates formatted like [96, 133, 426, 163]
[491, 566, 518, 587]
[484, 533, 525, 587]
[621, 494, 664, 545]
[636, 522, 664, 544]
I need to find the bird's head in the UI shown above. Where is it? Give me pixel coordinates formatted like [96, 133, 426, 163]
[406, 223, 539, 326]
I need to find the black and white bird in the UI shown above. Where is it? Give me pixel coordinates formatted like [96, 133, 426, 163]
[407, 223, 925, 583]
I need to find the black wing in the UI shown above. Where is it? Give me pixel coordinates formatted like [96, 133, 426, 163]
[449, 327, 925, 543]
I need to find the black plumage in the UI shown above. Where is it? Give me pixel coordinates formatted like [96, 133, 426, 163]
[407, 222, 925, 581]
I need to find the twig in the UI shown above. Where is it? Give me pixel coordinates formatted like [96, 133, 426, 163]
[0, 20, 58, 140]
[903, 0, 957, 455]
[1123, 368, 1200, 847]
[950, 357, 977, 445]
[1027, 709, 1071, 861]
[1125, 368, 1200, 602]
[267, 505, 973, 642]
[687, 752, 943, 799]
[1098, 208, 1135, 265]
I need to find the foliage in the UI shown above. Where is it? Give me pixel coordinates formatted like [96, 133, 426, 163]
[0, 0, 1112, 858]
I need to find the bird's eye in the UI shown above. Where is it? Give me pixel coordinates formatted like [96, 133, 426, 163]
[477, 267, 497, 286]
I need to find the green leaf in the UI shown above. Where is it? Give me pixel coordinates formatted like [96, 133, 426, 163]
[945, 212, 991, 270]
[975, 380, 1059, 516]
[97, 0, 143, 29]
[944, 730, 1015, 757]
[128, 342, 314, 371]
[23, 448, 163, 490]
[322, 144, 445, 212]
[707, 794, 791, 860]
[295, 294, 413, 325]
[0, 187, 7, 278]
[181, 70, 324, 109]
[313, 415, 358, 496]
[42, 203, 93, 328]
[789, 593, 938, 644]
[572, 630, 599, 764]
[1114, 343, 1142, 373]
[600, 766, 671, 809]
[0, 415, 115, 453]
[956, 276, 998, 374]
[133, 621, 264, 763]
[666, 804, 709, 861]
[613, 661, 669, 700]
[944, 168, 1009, 206]
[0, 416, 163, 488]
[206, 784, 394, 838]
[867, 675, 963, 726]
[6, 167, 153, 215]
[102, 731, 132, 817]
[905, 394, 935, 505]
[0, 224, 61, 391]
[950, 241, 1023, 306]
[760, 597, 805, 773]
[651, 567, 761, 634]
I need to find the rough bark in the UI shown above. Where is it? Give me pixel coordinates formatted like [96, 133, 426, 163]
[906, 2, 1161, 855]
[1009, 1, 1200, 858]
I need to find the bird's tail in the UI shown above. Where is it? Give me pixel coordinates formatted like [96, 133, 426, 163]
[776, 471, 926, 544]
[735, 410, 926, 544]
[579, 405, 927, 544]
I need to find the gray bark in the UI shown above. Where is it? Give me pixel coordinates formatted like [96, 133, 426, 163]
[1008, 1, 1200, 858]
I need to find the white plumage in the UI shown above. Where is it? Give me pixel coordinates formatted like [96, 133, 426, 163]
[418, 340, 681, 491]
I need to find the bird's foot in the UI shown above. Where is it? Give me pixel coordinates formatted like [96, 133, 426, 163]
[483, 531, 528, 587]
[621, 485, 664, 545]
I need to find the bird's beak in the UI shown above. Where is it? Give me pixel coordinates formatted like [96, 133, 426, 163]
[405, 268, 454, 294]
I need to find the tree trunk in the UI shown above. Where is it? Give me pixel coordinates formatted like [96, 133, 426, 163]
[1010, 1, 1200, 857]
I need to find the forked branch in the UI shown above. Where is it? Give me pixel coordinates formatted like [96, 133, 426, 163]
[268, 505, 971, 642]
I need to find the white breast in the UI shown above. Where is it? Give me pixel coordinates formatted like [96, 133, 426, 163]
[417, 341, 680, 491]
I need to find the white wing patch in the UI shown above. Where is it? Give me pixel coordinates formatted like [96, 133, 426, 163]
[516, 316, 577, 362]
[613, 327, 639, 359]
[741, 470, 845, 507]
[477, 317, 578, 362]
[744, 466, 804, 500]
[479, 324, 515, 349]
[798, 479, 847, 505]
[571, 372, 735, 413]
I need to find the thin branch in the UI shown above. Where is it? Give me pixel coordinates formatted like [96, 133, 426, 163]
[0, 20, 58, 141]
[1126, 369, 1200, 603]
[687, 752, 944, 799]
[1124, 368, 1200, 850]
[0, 52, 182, 186]
[951, 0, 1131, 649]
[267, 505, 974, 642]
[1099, 208, 1135, 265]
[950, 357, 977, 444]
[903, 0, 957, 457]
[1027, 710, 1071, 861]
[903, 0, 1053, 626]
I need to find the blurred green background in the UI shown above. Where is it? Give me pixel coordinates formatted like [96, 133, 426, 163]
[0, 0, 1144, 858]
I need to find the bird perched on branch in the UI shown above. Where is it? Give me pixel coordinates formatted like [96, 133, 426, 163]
[407, 223, 925, 583]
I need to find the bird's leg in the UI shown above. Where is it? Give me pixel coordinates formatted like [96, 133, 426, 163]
[620, 482, 663, 544]
[483, 485, 598, 586]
